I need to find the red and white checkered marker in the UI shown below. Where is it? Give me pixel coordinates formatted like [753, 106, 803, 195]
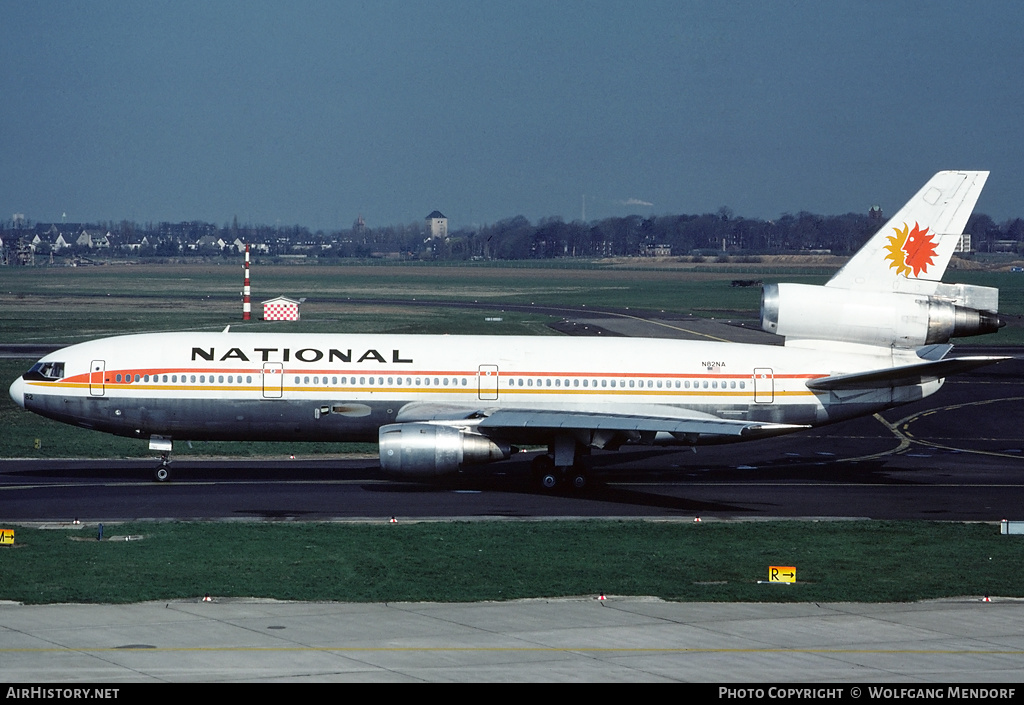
[264, 301, 299, 321]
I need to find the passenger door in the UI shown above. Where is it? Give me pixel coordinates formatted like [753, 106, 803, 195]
[478, 364, 499, 401]
[89, 360, 105, 397]
[753, 368, 774, 403]
[262, 362, 284, 399]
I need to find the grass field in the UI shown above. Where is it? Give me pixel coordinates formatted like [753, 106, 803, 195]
[3, 259, 1021, 342]
[2, 520, 1020, 605]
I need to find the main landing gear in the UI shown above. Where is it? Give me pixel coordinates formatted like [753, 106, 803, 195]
[531, 437, 590, 491]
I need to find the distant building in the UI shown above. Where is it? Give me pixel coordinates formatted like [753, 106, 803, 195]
[641, 243, 672, 257]
[869, 205, 884, 221]
[426, 210, 448, 239]
[76, 230, 110, 249]
[262, 296, 301, 321]
[194, 234, 225, 251]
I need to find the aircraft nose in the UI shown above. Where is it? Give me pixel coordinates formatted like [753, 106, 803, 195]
[9, 376, 26, 409]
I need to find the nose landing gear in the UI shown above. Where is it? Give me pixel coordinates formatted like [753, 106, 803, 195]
[154, 452, 171, 482]
[149, 436, 174, 482]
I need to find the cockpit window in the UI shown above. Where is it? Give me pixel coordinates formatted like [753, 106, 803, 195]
[24, 362, 65, 381]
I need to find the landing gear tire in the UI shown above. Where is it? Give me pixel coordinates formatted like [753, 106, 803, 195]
[532, 455, 558, 491]
[570, 470, 588, 491]
[154, 453, 171, 482]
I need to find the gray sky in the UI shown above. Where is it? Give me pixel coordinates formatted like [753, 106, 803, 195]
[3, 1, 1022, 230]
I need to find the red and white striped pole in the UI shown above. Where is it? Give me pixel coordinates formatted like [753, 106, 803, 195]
[242, 244, 251, 321]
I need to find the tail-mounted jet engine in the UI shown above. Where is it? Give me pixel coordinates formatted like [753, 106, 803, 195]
[761, 282, 1003, 348]
[378, 423, 515, 478]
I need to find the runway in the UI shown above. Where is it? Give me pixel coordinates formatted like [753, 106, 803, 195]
[4, 598, 1023, 683]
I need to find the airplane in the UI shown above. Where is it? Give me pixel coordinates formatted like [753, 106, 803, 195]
[8, 171, 1008, 489]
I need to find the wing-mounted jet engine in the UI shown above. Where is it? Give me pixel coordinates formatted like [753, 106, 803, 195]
[378, 423, 516, 478]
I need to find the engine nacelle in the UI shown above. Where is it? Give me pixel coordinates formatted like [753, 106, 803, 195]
[378, 423, 515, 478]
[761, 282, 1002, 348]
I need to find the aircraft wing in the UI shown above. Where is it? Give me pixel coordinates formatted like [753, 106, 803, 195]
[806, 356, 1010, 391]
[395, 402, 804, 440]
[477, 409, 804, 438]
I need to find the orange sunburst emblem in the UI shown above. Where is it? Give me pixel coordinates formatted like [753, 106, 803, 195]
[883, 222, 938, 278]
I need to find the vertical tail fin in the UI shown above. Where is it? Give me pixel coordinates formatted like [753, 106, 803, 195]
[827, 171, 988, 293]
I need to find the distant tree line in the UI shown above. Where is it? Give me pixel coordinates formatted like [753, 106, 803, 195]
[3, 209, 1024, 263]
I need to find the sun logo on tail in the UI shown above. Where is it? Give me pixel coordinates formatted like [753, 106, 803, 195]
[884, 222, 938, 277]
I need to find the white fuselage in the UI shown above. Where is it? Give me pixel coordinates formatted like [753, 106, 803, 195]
[9, 330, 938, 444]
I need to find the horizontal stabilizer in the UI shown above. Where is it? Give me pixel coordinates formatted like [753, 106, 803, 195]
[806, 356, 1009, 391]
